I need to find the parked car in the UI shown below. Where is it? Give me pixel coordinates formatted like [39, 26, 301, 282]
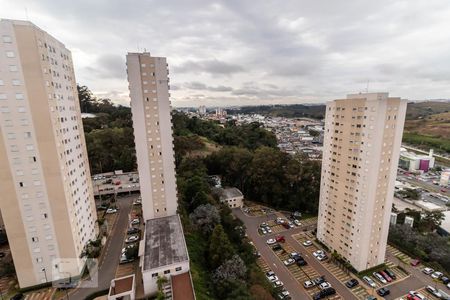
[296, 258, 307, 266]
[127, 227, 140, 235]
[273, 280, 284, 288]
[365, 297, 376, 300]
[408, 291, 427, 300]
[272, 243, 283, 251]
[422, 267, 434, 275]
[313, 276, 326, 285]
[260, 228, 267, 235]
[266, 227, 272, 234]
[289, 252, 300, 259]
[431, 271, 443, 279]
[377, 287, 390, 297]
[125, 235, 139, 243]
[384, 268, 396, 280]
[287, 221, 294, 228]
[260, 222, 268, 227]
[283, 258, 295, 266]
[119, 254, 134, 264]
[303, 280, 315, 288]
[363, 276, 376, 288]
[345, 279, 359, 288]
[267, 238, 277, 245]
[313, 250, 325, 258]
[130, 218, 140, 225]
[379, 270, 392, 282]
[373, 272, 387, 284]
[282, 223, 290, 229]
[317, 254, 328, 261]
[106, 208, 117, 214]
[410, 259, 420, 266]
[313, 287, 336, 300]
[276, 290, 291, 300]
[302, 240, 312, 246]
[294, 220, 301, 226]
[426, 285, 442, 298]
[276, 235, 285, 243]
[441, 276, 450, 284]
[319, 282, 332, 290]
[268, 275, 279, 282]
[121, 244, 137, 254]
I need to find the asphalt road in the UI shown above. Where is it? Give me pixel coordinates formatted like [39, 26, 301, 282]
[233, 209, 357, 300]
[69, 195, 135, 300]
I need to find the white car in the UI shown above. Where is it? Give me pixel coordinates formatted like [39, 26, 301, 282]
[121, 244, 137, 254]
[319, 282, 332, 290]
[283, 258, 295, 266]
[130, 218, 140, 225]
[313, 250, 325, 257]
[303, 280, 315, 288]
[431, 271, 443, 279]
[273, 280, 284, 288]
[106, 208, 117, 214]
[373, 272, 387, 284]
[426, 285, 442, 298]
[289, 252, 299, 258]
[422, 267, 434, 275]
[266, 238, 276, 245]
[363, 276, 376, 288]
[294, 220, 301, 226]
[302, 240, 312, 246]
[266, 227, 272, 234]
[408, 291, 427, 300]
[260, 228, 267, 235]
[125, 235, 139, 243]
[268, 275, 279, 282]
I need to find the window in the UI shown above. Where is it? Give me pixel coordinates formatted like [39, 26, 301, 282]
[9, 65, 18, 72]
[0, 79, 4, 85]
[164, 270, 170, 274]
[26, 144, 34, 151]
[15, 93, 24, 100]
[6, 51, 15, 58]
[2, 35, 12, 43]
[12, 79, 21, 86]
[24, 132, 31, 139]
[175, 267, 182, 272]
[151, 273, 158, 278]
[32, 237, 39, 242]
[1, 106, 10, 113]
[17, 106, 26, 113]
[0, 94, 6, 100]
[7, 132, 15, 139]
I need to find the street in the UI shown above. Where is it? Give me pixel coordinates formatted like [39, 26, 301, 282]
[68, 195, 135, 300]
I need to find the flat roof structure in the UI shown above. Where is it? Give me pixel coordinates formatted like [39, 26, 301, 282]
[171, 272, 195, 300]
[143, 215, 189, 271]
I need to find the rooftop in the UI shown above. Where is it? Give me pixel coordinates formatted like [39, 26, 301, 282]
[109, 275, 135, 296]
[143, 215, 189, 271]
[212, 187, 243, 200]
[171, 272, 195, 300]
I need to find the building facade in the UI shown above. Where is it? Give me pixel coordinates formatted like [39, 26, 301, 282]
[0, 19, 97, 287]
[126, 52, 178, 220]
[317, 93, 407, 271]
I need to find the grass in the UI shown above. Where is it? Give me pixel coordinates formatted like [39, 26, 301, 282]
[402, 132, 450, 153]
[184, 232, 215, 300]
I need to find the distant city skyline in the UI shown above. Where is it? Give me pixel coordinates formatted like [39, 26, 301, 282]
[3, 1, 450, 107]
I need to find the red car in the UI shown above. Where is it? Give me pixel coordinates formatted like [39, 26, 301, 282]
[441, 188, 447, 193]
[379, 271, 392, 282]
[410, 259, 420, 266]
[276, 235, 285, 243]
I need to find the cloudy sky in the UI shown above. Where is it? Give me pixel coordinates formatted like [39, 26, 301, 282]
[3, 0, 450, 107]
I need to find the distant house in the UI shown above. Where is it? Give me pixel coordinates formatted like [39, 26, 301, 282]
[212, 187, 244, 208]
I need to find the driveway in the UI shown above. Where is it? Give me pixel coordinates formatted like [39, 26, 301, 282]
[68, 195, 135, 299]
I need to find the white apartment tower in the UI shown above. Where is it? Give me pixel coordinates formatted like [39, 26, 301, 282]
[126, 52, 178, 220]
[0, 19, 97, 287]
[317, 93, 407, 271]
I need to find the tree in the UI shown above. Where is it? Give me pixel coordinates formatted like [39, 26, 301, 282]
[212, 255, 247, 283]
[189, 204, 221, 234]
[418, 211, 445, 232]
[209, 224, 234, 269]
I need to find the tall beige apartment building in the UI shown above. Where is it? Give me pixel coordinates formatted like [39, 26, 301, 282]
[126, 52, 178, 220]
[317, 93, 407, 271]
[0, 19, 97, 287]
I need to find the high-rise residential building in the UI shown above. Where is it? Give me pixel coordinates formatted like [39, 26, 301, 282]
[126, 52, 193, 297]
[0, 19, 97, 287]
[317, 92, 407, 271]
[126, 52, 178, 220]
[198, 105, 206, 116]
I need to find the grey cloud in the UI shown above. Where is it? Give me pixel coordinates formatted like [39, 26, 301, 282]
[175, 59, 244, 75]
[185, 81, 233, 92]
[84, 54, 126, 79]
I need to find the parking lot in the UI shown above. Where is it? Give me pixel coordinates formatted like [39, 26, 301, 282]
[234, 206, 447, 300]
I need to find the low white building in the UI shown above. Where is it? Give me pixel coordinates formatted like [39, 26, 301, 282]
[140, 215, 190, 296]
[213, 187, 244, 208]
[108, 275, 135, 300]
